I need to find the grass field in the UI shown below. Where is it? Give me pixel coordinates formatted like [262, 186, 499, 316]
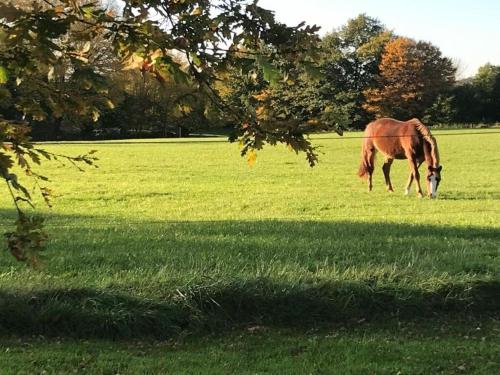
[0, 129, 499, 374]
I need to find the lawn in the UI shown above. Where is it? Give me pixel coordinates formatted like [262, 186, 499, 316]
[0, 129, 499, 374]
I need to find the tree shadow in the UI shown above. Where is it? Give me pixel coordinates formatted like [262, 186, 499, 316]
[0, 280, 499, 340]
[0, 210, 499, 339]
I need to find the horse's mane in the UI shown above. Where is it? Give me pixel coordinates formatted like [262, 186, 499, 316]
[408, 118, 440, 166]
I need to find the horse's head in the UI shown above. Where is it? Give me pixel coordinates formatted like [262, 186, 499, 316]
[426, 165, 442, 199]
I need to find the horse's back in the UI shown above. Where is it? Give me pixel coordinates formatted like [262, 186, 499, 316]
[365, 118, 417, 135]
[364, 118, 420, 159]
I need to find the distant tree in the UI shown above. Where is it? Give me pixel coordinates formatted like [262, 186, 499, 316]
[450, 64, 500, 124]
[422, 94, 456, 124]
[451, 82, 481, 123]
[221, 60, 329, 157]
[0, 0, 119, 140]
[224, 15, 392, 132]
[320, 14, 392, 128]
[364, 37, 456, 119]
[473, 64, 500, 122]
[102, 68, 215, 137]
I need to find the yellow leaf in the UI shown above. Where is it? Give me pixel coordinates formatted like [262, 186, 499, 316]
[123, 50, 163, 71]
[180, 104, 192, 114]
[191, 6, 203, 16]
[149, 49, 163, 63]
[122, 53, 144, 71]
[252, 90, 270, 102]
[105, 99, 115, 109]
[92, 110, 100, 122]
[54, 5, 65, 15]
[81, 41, 91, 54]
[247, 149, 257, 167]
[255, 106, 266, 118]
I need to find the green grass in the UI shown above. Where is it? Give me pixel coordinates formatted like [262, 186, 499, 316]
[0, 129, 499, 374]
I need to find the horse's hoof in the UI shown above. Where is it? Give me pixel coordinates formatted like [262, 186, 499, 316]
[404, 189, 410, 196]
[417, 193, 423, 198]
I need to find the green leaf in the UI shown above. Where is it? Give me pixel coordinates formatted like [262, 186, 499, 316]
[238, 58, 256, 75]
[0, 66, 8, 84]
[156, 56, 189, 84]
[302, 61, 323, 81]
[190, 52, 201, 66]
[255, 56, 282, 85]
[81, 5, 94, 19]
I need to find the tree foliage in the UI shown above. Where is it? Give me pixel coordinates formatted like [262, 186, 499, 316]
[363, 37, 456, 119]
[472, 64, 500, 122]
[320, 14, 392, 128]
[0, 118, 97, 266]
[451, 64, 500, 124]
[0, 0, 331, 263]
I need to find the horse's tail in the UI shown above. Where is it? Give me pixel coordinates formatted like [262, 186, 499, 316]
[410, 118, 440, 165]
[358, 137, 374, 179]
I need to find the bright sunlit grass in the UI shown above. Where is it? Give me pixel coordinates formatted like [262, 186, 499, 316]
[0, 129, 499, 374]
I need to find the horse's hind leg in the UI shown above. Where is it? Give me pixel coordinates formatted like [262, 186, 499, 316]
[367, 147, 376, 192]
[382, 158, 394, 192]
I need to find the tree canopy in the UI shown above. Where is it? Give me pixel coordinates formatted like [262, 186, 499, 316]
[0, 0, 335, 264]
[363, 37, 456, 119]
[320, 14, 392, 128]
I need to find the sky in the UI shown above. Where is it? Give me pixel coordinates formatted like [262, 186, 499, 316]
[258, 0, 500, 78]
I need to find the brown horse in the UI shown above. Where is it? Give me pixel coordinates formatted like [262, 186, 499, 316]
[358, 118, 442, 198]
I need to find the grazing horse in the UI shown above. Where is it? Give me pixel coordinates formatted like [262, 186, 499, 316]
[358, 118, 442, 198]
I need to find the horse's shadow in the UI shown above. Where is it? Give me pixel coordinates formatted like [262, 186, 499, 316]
[439, 191, 500, 201]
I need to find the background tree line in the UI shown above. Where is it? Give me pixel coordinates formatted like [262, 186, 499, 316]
[1, 9, 499, 142]
[222, 14, 500, 133]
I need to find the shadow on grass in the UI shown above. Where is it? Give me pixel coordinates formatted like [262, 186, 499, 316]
[1, 280, 499, 339]
[0, 209, 499, 339]
[440, 191, 500, 201]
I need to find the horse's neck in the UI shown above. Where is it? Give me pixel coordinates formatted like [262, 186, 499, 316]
[423, 137, 439, 168]
[409, 119, 440, 168]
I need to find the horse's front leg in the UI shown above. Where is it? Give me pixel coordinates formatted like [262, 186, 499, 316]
[407, 157, 423, 197]
[405, 160, 422, 195]
[382, 158, 394, 192]
[405, 173, 414, 196]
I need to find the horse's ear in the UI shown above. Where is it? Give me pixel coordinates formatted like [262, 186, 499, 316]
[438, 166, 443, 172]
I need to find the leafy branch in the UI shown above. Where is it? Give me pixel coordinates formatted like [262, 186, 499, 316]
[0, 0, 337, 264]
[0, 118, 97, 267]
